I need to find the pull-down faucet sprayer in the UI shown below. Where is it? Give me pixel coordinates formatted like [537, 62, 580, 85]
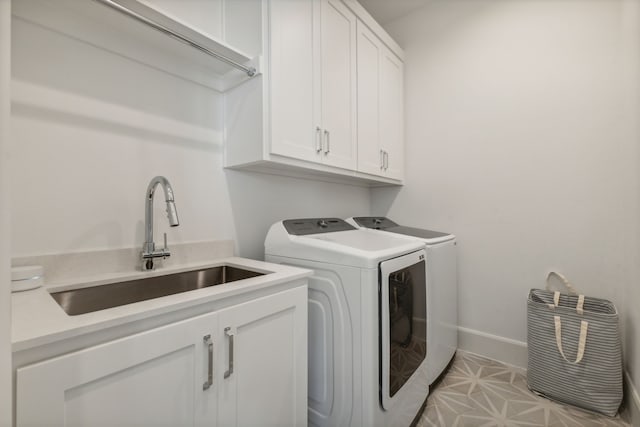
[142, 176, 179, 271]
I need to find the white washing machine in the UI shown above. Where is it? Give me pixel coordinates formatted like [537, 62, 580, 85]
[265, 218, 430, 427]
[346, 217, 458, 386]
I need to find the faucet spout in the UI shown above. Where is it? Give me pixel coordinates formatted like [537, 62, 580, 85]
[142, 176, 179, 270]
[166, 200, 179, 227]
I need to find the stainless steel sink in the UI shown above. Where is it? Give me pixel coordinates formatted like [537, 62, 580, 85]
[50, 265, 267, 316]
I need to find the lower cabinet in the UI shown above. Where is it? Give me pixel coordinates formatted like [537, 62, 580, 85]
[16, 286, 307, 427]
[217, 287, 308, 427]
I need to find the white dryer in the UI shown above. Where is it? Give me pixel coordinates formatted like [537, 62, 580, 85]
[265, 218, 430, 427]
[346, 217, 458, 386]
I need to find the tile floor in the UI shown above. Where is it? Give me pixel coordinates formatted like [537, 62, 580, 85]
[418, 351, 630, 427]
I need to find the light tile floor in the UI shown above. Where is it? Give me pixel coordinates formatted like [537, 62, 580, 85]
[418, 351, 630, 427]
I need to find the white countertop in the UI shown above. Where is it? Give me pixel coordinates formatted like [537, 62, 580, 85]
[12, 257, 312, 352]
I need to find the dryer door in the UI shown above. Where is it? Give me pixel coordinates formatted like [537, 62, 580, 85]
[379, 250, 427, 410]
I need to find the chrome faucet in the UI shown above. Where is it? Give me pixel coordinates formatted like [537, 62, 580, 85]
[142, 176, 179, 271]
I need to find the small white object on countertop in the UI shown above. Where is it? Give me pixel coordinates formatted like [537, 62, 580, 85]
[11, 265, 44, 292]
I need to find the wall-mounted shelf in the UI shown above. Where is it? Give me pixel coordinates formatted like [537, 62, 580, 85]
[12, 0, 260, 92]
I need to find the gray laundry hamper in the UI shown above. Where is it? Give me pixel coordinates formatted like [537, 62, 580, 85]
[527, 272, 622, 417]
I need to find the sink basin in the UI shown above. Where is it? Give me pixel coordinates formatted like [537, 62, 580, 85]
[50, 265, 267, 316]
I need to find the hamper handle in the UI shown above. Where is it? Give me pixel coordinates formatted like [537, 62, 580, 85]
[553, 316, 588, 364]
[546, 271, 578, 295]
[546, 272, 585, 314]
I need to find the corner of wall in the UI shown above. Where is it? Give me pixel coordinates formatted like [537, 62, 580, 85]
[457, 326, 528, 369]
[624, 372, 640, 426]
[0, 0, 12, 425]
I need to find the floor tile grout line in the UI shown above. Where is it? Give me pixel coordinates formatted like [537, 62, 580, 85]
[421, 351, 630, 427]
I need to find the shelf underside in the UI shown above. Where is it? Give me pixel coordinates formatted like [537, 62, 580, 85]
[13, 0, 258, 92]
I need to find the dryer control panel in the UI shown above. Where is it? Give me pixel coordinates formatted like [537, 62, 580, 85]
[353, 216, 451, 240]
[283, 218, 356, 236]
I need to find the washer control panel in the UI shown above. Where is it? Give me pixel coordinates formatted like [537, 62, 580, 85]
[283, 218, 356, 235]
[352, 216, 399, 230]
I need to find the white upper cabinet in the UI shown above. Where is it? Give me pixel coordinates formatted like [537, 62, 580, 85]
[379, 45, 404, 180]
[269, 0, 318, 163]
[269, 0, 356, 170]
[225, 0, 404, 186]
[356, 21, 383, 176]
[318, 0, 357, 170]
[356, 21, 404, 180]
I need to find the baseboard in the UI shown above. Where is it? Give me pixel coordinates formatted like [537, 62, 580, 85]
[624, 371, 640, 426]
[457, 326, 528, 369]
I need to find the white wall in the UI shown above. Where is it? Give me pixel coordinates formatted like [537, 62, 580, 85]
[10, 9, 370, 260]
[621, 1, 640, 420]
[0, 1, 12, 425]
[374, 0, 639, 380]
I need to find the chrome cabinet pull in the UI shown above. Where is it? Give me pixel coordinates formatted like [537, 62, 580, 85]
[324, 130, 330, 154]
[380, 149, 384, 170]
[223, 327, 235, 379]
[384, 151, 389, 170]
[202, 334, 213, 390]
[315, 126, 322, 153]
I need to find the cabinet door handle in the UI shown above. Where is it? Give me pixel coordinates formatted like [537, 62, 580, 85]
[202, 334, 213, 390]
[384, 151, 389, 170]
[324, 130, 330, 155]
[223, 327, 235, 379]
[380, 149, 385, 170]
[315, 126, 322, 153]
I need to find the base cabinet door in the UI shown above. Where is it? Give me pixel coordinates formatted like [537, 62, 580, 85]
[16, 312, 219, 427]
[217, 287, 308, 427]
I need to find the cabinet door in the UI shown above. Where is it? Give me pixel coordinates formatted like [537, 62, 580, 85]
[269, 0, 321, 164]
[320, 0, 357, 170]
[16, 313, 218, 427]
[217, 287, 307, 427]
[379, 45, 404, 180]
[356, 21, 383, 176]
